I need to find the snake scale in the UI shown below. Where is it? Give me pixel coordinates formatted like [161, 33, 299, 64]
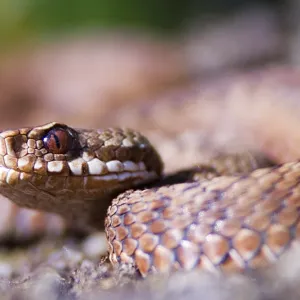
[0, 121, 299, 277]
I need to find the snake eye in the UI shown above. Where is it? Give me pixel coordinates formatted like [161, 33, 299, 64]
[43, 127, 76, 154]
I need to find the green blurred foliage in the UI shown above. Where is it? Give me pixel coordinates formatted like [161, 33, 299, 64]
[0, 0, 188, 48]
[0, 0, 280, 50]
[28, 0, 187, 32]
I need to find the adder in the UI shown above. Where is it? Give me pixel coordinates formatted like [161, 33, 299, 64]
[0, 120, 299, 277]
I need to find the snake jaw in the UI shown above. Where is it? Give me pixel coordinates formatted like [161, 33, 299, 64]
[0, 122, 163, 227]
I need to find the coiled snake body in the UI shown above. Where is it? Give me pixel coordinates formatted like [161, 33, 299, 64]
[0, 121, 299, 277]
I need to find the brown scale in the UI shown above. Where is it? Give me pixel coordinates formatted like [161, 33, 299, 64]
[106, 161, 300, 277]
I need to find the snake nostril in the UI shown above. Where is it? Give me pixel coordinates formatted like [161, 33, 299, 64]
[43, 127, 77, 154]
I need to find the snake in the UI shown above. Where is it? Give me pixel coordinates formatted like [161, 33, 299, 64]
[0, 121, 299, 277]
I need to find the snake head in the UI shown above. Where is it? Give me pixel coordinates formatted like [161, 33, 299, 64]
[0, 122, 163, 226]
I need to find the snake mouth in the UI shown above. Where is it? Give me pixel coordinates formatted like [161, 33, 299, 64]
[0, 163, 159, 217]
[0, 156, 159, 179]
[0, 163, 159, 210]
[0, 163, 159, 182]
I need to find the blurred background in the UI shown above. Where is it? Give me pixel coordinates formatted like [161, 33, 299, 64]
[0, 0, 296, 130]
[4, 0, 300, 290]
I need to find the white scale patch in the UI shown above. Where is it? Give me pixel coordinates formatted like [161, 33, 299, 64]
[70, 158, 145, 176]
[123, 161, 139, 171]
[87, 158, 107, 175]
[106, 160, 124, 173]
[48, 161, 64, 173]
[68, 158, 85, 175]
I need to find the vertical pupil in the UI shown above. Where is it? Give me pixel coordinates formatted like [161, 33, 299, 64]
[53, 133, 61, 149]
[43, 127, 78, 154]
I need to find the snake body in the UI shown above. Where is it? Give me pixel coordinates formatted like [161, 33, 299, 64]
[0, 122, 299, 277]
